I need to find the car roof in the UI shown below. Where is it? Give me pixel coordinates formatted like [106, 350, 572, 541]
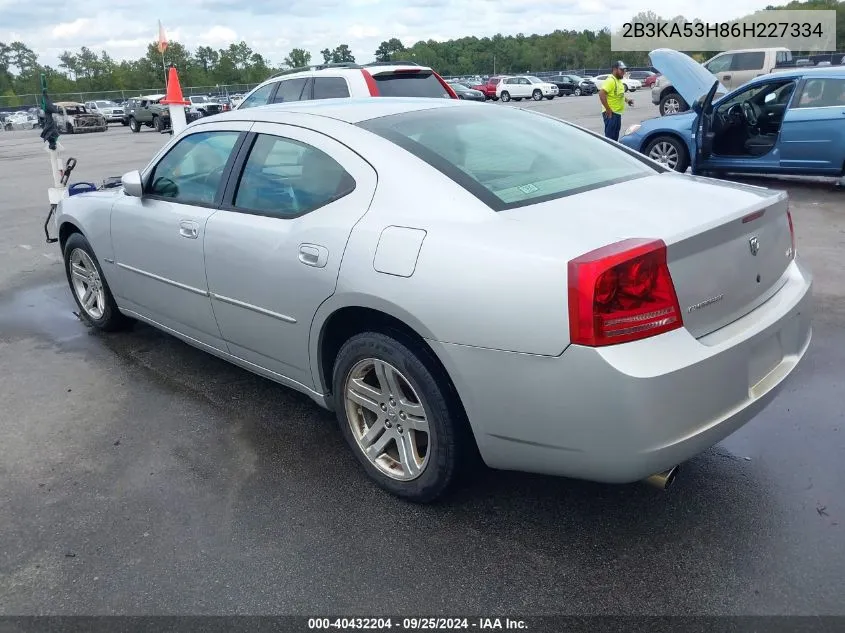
[209, 97, 469, 124]
[138, 94, 165, 100]
[261, 63, 433, 84]
[751, 65, 845, 85]
[54, 101, 84, 106]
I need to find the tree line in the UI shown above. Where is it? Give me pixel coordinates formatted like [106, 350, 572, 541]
[2, 0, 842, 105]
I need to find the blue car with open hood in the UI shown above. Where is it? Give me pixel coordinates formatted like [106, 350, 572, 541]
[620, 49, 845, 177]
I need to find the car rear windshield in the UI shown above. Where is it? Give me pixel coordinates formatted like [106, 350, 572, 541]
[358, 106, 656, 211]
[372, 71, 450, 98]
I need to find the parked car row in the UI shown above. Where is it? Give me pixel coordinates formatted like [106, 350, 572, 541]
[465, 71, 648, 101]
[2, 109, 39, 131]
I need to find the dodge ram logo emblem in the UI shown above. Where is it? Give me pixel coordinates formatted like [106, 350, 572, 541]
[749, 236, 760, 256]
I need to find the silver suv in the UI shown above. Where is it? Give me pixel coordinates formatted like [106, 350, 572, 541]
[236, 62, 457, 110]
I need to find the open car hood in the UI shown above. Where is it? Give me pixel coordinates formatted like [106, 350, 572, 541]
[649, 48, 727, 106]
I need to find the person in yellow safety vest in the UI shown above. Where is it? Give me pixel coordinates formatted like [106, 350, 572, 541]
[599, 60, 634, 142]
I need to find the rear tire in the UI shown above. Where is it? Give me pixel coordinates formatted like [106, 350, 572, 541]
[63, 232, 130, 332]
[129, 117, 140, 133]
[500, 91, 510, 102]
[545, 95, 554, 100]
[332, 332, 467, 503]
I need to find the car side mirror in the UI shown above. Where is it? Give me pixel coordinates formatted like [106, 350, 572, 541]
[122, 170, 143, 197]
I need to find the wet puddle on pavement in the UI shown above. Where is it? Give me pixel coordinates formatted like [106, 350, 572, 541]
[0, 282, 89, 344]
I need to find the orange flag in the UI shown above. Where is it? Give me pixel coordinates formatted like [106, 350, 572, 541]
[157, 20, 168, 54]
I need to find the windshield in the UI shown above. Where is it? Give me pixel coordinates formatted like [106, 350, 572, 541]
[192, 96, 209, 103]
[569, 76, 585, 82]
[96, 101, 114, 107]
[359, 107, 656, 211]
[527, 76, 544, 84]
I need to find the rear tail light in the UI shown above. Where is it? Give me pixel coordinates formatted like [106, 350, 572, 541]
[568, 238, 683, 347]
[787, 208, 796, 258]
[434, 73, 459, 99]
[361, 69, 380, 96]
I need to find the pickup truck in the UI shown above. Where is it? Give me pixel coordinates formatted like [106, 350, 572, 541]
[124, 94, 201, 132]
[652, 47, 845, 115]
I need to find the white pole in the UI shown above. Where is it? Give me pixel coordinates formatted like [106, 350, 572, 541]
[168, 103, 187, 135]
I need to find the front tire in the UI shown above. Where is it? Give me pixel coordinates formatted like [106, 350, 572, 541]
[546, 95, 554, 100]
[153, 115, 163, 132]
[333, 332, 465, 503]
[500, 91, 510, 102]
[63, 233, 130, 331]
[532, 89, 542, 101]
[644, 135, 690, 172]
[129, 117, 140, 133]
[65, 123, 73, 134]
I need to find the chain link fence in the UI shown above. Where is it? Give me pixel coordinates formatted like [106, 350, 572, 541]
[0, 84, 259, 111]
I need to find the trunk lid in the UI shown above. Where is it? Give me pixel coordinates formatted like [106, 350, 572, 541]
[505, 172, 794, 339]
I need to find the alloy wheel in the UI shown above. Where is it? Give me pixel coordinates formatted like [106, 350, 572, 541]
[664, 97, 680, 114]
[69, 248, 106, 320]
[344, 358, 431, 481]
[648, 141, 680, 170]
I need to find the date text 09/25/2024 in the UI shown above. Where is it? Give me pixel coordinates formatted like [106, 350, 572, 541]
[307, 618, 528, 630]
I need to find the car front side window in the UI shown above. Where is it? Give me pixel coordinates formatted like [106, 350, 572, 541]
[146, 131, 241, 205]
[232, 133, 356, 217]
[795, 78, 845, 108]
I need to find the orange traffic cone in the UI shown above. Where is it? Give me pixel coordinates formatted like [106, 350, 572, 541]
[161, 66, 190, 105]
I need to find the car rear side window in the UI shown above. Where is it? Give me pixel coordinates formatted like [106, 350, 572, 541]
[795, 78, 845, 108]
[239, 83, 276, 109]
[359, 107, 655, 211]
[314, 77, 350, 99]
[732, 51, 765, 71]
[273, 78, 308, 103]
[373, 72, 450, 98]
[146, 131, 241, 205]
[232, 134, 356, 217]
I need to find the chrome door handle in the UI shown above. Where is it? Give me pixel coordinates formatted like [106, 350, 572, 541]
[179, 220, 198, 239]
[298, 243, 329, 268]
[722, 74, 732, 80]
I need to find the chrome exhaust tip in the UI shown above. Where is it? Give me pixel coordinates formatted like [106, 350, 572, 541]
[644, 466, 679, 490]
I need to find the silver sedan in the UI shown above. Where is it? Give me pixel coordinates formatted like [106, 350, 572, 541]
[55, 98, 813, 502]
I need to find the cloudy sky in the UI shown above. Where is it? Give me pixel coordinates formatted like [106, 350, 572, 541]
[3, 0, 777, 68]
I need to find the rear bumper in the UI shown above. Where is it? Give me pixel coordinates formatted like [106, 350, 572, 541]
[651, 86, 663, 105]
[430, 258, 813, 483]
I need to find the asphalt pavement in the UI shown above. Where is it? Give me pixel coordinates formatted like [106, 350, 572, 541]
[0, 91, 843, 615]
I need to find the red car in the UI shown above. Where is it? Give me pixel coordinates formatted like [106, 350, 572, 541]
[473, 76, 506, 100]
[643, 73, 659, 88]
